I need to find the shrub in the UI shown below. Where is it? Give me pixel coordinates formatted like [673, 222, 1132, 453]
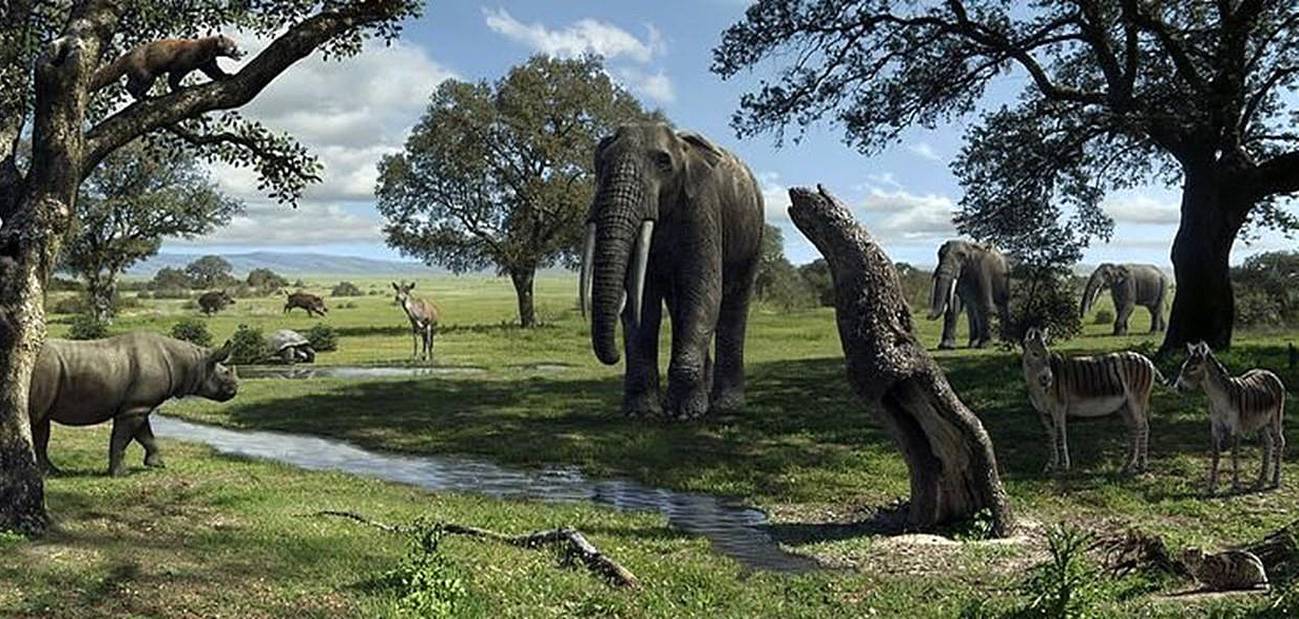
[181, 299, 198, 310]
[170, 318, 213, 347]
[331, 281, 363, 297]
[798, 259, 835, 307]
[757, 259, 817, 310]
[136, 290, 154, 300]
[894, 262, 933, 312]
[1093, 308, 1115, 325]
[1017, 524, 1111, 618]
[246, 268, 288, 294]
[48, 295, 87, 315]
[305, 323, 338, 352]
[338, 301, 358, 309]
[112, 291, 141, 311]
[151, 287, 190, 299]
[1001, 265, 1082, 345]
[68, 314, 109, 340]
[368, 289, 382, 296]
[228, 324, 268, 365]
[378, 519, 468, 617]
[48, 277, 85, 292]
[1236, 290, 1284, 328]
[149, 266, 192, 291]
[117, 279, 148, 292]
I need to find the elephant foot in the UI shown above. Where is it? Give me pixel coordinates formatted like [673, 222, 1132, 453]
[937, 340, 957, 350]
[108, 464, 127, 478]
[144, 453, 166, 468]
[709, 389, 745, 414]
[665, 393, 710, 421]
[972, 339, 991, 349]
[40, 461, 63, 477]
[622, 392, 662, 418]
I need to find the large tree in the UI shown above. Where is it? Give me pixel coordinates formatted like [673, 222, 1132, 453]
[713, 0, 1299, 352]
[0, 0, 419, 534]
[64, 142, 241, 322]
[376, 55, 659, 327]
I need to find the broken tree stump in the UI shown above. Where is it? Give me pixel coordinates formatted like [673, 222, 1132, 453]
[787, 184, 1014, 536]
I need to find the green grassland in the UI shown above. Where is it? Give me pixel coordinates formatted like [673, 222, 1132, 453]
[3, 274, 1297, 616]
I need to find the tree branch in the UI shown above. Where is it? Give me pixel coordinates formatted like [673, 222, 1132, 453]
[1118, 0, 1207, 93]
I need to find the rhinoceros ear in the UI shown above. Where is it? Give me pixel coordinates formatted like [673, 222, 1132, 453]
[209, 340, 232, 365]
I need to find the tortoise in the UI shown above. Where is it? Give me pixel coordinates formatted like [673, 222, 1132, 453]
[267, 329, 316, 364]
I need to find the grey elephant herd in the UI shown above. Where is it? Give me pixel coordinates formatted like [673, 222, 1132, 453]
[925, 240, 1171, 349]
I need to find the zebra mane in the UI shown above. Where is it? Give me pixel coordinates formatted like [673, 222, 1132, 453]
[1203, 348, 1231, 378]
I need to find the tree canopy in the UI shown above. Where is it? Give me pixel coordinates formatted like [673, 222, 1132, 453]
[713, 0, 1299, 350]
[62, 142, 240, 321]
[376, 54, 659, 327]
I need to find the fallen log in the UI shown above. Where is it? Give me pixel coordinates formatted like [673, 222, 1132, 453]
[309, 510, 640, 589]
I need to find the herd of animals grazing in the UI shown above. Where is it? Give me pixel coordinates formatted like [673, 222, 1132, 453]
[25, 33, 1293, 593]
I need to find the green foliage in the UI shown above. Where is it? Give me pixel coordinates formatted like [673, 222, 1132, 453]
[305, 323, 338, 352]
[894, 262, 932, 313]
[1002, 265, 1082, 345]
[246, 268, 288, 294]
[228, 324, 268, 365]
[149, 267, 193, 292]
[48, 277, 85, 292]
[331, 281, 363, 297]
[1017, 525, 1109, 618]
[1093, 308, 1114, 325]
[185, 255, 238, 289]
[1233, 251, 1299, 328]
[797, 259, 834, 307]
[67, 314, 109, 340]
[48, 295, 87, 315]
[377, 519, 468, 617]
[170, 318, 213, 347]
[756, 225, 817, 309]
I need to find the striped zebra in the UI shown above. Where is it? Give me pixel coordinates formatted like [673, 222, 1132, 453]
[1173, 342, 1286, 493]
[1021, 327, 1161, 473]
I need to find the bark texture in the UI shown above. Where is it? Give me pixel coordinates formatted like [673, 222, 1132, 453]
[1162, 173, 1246, 354]
[787, 185, 1013, 536]
[510, 267, 537, 328]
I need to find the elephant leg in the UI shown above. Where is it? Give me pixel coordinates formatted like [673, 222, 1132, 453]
[1151, 301, 1166, 332]
[965, 301, 981, 348]
[134, 415, 165, 468]
[973, 303, 996, 348]
[1113, 302, 1133, 336]
[665, 287, 719, 421]
[32, 417, 60, 476]
[939, 295, 961, 350]
[108, 413, 146, 477]
[622, 282, 664, 417]
[711, 262, 757, 413]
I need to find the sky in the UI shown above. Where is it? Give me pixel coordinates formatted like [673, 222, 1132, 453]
[164, 1, 1296, 268]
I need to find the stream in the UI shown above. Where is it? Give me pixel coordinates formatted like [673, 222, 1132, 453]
[151, 415, 820, 572]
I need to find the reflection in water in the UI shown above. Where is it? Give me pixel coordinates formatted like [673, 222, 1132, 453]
[152, 415, 819, 572]
[236, 366, 487, 380]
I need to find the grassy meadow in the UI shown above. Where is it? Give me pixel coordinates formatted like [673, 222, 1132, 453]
[3, 273, 1298, 617]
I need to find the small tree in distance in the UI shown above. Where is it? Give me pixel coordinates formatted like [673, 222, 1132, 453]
[185, 255, 237, 290]
[62, 142, 241, 322]
[377, 55, 660, 327]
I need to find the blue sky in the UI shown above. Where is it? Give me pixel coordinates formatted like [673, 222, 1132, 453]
[165, 1, 1294, 268]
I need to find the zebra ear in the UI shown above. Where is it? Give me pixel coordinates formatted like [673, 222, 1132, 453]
[1040, 326, 1050, 342]
[1186, 342, 1195, 354]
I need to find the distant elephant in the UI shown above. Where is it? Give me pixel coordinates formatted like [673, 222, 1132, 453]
[1080, 263, 1168, 335]
[927, 240, 1011, 349]
[580, 124, 763, 419]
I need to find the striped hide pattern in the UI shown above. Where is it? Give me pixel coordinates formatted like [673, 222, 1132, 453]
[1174, 342, 1286, 493]
[1021, 327, 1160, 474]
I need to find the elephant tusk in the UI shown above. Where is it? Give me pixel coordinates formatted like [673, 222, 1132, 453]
[579, 223, 596, 317]
[947, 278, 958, 314]
[628, 220, 653, 328]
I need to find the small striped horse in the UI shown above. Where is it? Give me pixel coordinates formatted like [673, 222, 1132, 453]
[1021, 327, 1161, 474]
[1174, 342, 1286, 493]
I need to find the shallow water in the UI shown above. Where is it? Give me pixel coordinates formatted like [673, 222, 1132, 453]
[152, 415, 820, 572]
[236, 365, 488, 379]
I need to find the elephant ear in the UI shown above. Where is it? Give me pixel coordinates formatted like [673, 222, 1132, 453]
[1113, 265, 1132, 287]
[593, 134, 616, 168]
[678, 131, 724, 200]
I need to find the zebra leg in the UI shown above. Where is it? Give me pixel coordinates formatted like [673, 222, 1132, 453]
[1257, 426, 1274, 490]
[1274, 418, 1286, 488]
[1038, 409, 1058, 473]
[1230, 433, 1243, 492]
[1207, 428, 1222, 494]
[1055, 410, 1071, 472]
[1120, 403, 1147, 474]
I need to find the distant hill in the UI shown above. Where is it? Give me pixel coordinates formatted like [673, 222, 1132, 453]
[126, 252, 435, 277]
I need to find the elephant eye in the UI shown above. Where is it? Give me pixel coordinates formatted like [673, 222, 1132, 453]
[653, 151, 672, 171]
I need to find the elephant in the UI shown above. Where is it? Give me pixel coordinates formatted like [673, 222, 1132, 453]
[927, 240, 1011, 349]
[1080, 263, 1168, 335]
[580, 124, 764, 420]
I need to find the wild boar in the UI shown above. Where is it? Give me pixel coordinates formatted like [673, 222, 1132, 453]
[29, 331, 238, 476]
[283, 291, 327, 317]
[197, 289, 235, 315]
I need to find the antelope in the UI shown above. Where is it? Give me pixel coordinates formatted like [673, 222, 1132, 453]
[1173, 342, 1286, 493]
[393, 281, 438, 362]
[1021, 327, 1161, 474]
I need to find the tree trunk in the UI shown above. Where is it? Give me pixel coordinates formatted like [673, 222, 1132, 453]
[86, 271, 116, 323]
[510, 267, 538, 328]
[1161, 172, 1247, 355]
[787, 185, 1013, 535]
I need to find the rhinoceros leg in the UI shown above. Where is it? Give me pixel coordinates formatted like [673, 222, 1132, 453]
[134, 417, 165, 469]
[108, 413, 147, 477]
[32, 418, 60, 476]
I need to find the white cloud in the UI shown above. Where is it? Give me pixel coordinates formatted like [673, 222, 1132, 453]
[860, 187, 958, 240]
[907, 142, 941, 161]
[1103, 193, 1180, 225]
[614, 66, 675, 104]
[484, 8, 665, 62]
[172, 37, 454, 248]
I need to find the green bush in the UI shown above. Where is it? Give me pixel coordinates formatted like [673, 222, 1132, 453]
[331, 281, 363, 297]
[151, 287, 190, 299]
[377, 519, 468, 617]
[305, 323, 338, 352]
[798, 259, 835, 307]
[48, 277, 85, 292]
[136, 290, 154, 300]
[48, 295, 87, 315]
[68, 314, 108, 340]
[1236, 290, 1284, 328]
[1001, 265, 1082, 345]
[1093, 308, 1114, 325]
[1016, 524, 1112, 618]
[170, 318, 213, 347]
[228, 324, 268, 365]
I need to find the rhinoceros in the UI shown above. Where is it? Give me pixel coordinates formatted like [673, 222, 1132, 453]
[29, 331, 239, 476]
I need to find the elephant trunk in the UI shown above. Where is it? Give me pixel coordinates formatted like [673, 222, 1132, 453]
[928, 266, 958, 320]
[1081, 269, 1105, 317]
[590, 158, 648, 365]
